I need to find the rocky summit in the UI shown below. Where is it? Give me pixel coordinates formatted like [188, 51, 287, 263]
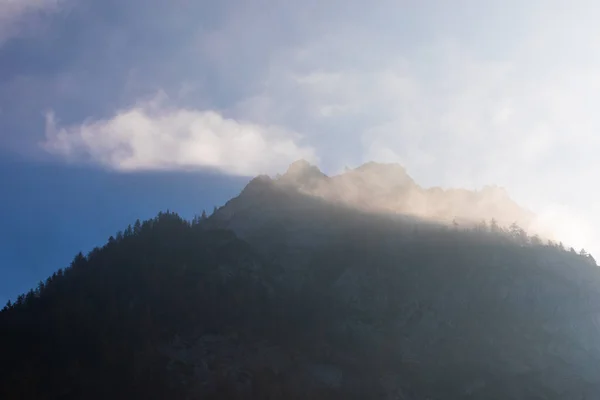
[240, 160, 534, 229]
[1, 161, 599, 399]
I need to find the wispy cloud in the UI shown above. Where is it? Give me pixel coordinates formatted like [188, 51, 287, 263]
[230, 12, 600, 252]
[42, 94, 316, 176]
[0, 0, 64, 44]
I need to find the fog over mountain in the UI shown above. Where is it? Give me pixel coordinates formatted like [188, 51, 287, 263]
[226, 159, 558, 241]
[287, 160, 532, 224]
[2, 160, 598, 399]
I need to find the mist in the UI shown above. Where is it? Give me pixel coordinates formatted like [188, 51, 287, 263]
[272, 160, 581, 252]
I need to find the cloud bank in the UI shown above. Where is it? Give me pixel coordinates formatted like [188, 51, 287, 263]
[43, 96, 316, 176]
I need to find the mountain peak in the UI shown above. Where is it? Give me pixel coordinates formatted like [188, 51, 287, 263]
[285, 159, 320, 174]
[233, 175, 274, 204]
[222, 159, 533, 235]
[279, 159, 326, 184]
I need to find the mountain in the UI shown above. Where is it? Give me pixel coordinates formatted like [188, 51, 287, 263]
[232, 160, 535, 229]
[211, 161, 537, 257]
[1, 161, 599, 399]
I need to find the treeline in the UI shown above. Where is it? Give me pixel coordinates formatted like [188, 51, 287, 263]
[448, 218, 595, 262]
[1, 209, 218, 313]
[1, 207, 598, 399]
[0, 209, 280, 399]
[2, 213, 596, 314]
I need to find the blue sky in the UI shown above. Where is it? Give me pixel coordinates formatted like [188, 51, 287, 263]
[0, 151, 248, 302]
[2, 0, 600, 302]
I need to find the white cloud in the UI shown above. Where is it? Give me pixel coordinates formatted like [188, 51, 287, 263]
[42, 96, 316, 176]
[0, 0, 64, 44]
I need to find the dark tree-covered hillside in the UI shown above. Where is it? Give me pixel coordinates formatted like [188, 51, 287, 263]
[2, 191, 600, 399]
[0, 212, 286, 399]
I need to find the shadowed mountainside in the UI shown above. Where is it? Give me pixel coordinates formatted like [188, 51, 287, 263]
[1, 161, 599, 399]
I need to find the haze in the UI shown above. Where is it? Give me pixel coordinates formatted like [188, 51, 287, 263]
[1, 0, 598, 254]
